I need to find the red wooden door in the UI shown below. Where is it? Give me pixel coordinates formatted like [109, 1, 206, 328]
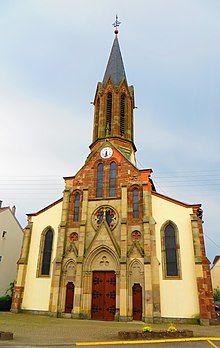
[91, 271, 116, 320]
[65, 282, 74, 313]
[132, 283, 142, 320]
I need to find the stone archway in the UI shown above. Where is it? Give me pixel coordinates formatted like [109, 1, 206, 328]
[82, 246, 120, 320]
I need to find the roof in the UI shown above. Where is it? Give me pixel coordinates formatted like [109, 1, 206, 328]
[102, 35, 127, 86]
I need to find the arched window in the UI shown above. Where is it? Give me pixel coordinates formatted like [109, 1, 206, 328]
[106, 92, 112, 134]
[41, 229, 53, 275]
[109, 162, 116, 197]
[120, 93, 126, 135]
[96, 163, 104, 197]
[73, 192, 80, 222]
[94, 97, 100, 139]
[132, 188, 139, 218]
[164, 224, 178, 276]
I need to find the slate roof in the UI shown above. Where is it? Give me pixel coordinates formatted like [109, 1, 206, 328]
[102, 35, 127, 86]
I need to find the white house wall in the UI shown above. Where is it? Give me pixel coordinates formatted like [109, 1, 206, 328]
[22, 201, 62, 311]
[152, 195, 200, 318]
[0, 209, 23, 296]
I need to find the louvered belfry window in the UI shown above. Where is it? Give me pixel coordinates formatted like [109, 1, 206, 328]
[120, 93, 125, 135]
[96, 163, 104, 197]
[95, 97, 100, 139]
[73, 192, 80, 221]
[109, 162, 116, 196]
[132, 188, 139, 218]
[41, 229, 53, 275]
[165, 224, 178, 276]
[106, 92, 112, 134]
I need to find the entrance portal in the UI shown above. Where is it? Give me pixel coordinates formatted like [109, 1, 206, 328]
[65, 282, 74, 313]
[132, 283, 142, 320]
[91, 271, 116, 320]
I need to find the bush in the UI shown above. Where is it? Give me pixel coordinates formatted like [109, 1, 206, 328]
[0, 295, 12, 311]
[214, 287, 220, 302]
[167, 324, 177, 332]
[143, 326, 153, 332]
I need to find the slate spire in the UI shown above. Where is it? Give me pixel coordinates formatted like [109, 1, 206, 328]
[102, 35, 127, 86]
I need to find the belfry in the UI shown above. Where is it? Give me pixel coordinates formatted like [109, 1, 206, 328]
[12, 20, 215, 323]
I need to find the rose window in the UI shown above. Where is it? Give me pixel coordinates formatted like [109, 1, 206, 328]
[92, 206, 118, 230]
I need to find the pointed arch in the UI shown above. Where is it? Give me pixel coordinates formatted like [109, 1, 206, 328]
[106, 92, 112, 134]
[96, 163, 104, 197]
[161, 220, 181, 279]
[84, 245, 120, 272]
[37, 226, 54, 277]
[73, 191, 81, 221]
[109, 161, 117, 197]
[120, 93, 126, 135]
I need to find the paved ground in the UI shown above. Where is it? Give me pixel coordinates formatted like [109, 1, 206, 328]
[1, 312, 220, 347]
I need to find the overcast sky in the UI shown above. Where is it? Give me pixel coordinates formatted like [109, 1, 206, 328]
[1, 0, 220, 263]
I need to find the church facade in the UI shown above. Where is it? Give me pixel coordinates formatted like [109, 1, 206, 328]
[12, 31, 215, 323]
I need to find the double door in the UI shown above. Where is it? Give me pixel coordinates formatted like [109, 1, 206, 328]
[91, 271, 116, 320]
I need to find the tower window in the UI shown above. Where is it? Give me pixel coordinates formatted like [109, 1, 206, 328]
[94, 97, 100, 139]
[120, 93, 125, 135]
[109, 162, 116, 197]
[73, 192, 80, 222]
[41, 229, 53, 275]
[132, 188, 139, 218]
[96, 163, 104, 197]
[106, 92, 112, 134]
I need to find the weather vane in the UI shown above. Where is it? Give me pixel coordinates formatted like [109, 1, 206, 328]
[112, 15, 121, 35]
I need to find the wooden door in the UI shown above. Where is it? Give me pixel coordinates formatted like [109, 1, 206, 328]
[65, 282, 74, 313]
[91, 271, 116, 320]
[132, 283, 142, 320]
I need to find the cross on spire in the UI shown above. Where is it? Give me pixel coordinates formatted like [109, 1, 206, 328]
[112, 15, 121, 35]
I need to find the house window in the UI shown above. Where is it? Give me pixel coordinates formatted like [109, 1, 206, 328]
[41, 229, 53, 275]
[73, 192, 80, 222]
[106, 92, 112, 134]
[109, 162, 116, 197]
[96, 163, 104, 197]
[120, 93, 126, 135]
[0, 256, 3, 263]
[132, 188, 139, 218]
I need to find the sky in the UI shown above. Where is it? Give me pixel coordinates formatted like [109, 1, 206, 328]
[0, 0, 220, 263]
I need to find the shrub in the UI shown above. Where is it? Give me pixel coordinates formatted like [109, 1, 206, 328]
[143, 326, 153, 332]
[167, 324, 177, 332]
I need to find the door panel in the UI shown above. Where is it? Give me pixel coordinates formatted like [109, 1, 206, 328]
[132, 283, 142, 320]
[91, 271, 116, 320]
[65, 282, 74, 313]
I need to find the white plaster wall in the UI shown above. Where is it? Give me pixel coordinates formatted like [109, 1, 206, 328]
[22, 201, 62, 311]
[152, 195, 200, 318]
[0, 209, 23, 296]
[211, 260, 220, 290]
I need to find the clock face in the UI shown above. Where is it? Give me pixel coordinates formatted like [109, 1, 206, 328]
[100, 147, 113, 159]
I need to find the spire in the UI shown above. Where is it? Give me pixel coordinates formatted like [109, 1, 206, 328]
[102, 35, 127, 86]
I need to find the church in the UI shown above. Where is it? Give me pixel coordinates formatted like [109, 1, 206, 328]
[12, 24, 215, 324]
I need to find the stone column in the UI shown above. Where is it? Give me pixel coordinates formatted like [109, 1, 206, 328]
[119, 184, 128, 320]
[73, 188, 89, 317]
[191, 212, 216, 324]
[11, 223, 33, 312]
[49, 189, 69, 315]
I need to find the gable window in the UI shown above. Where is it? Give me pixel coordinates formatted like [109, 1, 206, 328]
[132, 188, 139, 218]
[109, 162, 116, 197]
[41, 229, 53, 275]
[106, 92, 112, 134]
[96, 163, 104, 197]
[120, 93, 126, 136]
[73, 192, 80, 221]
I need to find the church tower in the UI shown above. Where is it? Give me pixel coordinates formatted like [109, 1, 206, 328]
[12, 18, 216, 324]
[90, 31, 136, 165]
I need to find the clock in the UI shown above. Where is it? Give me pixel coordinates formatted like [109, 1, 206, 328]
[100, 147, 113, 159]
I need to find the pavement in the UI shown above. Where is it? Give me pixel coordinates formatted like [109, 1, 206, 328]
[1, 312, 220, 347]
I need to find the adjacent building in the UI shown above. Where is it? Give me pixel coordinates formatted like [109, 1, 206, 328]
[12, 28, 215, 323]
[0, 202, 23, 296]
